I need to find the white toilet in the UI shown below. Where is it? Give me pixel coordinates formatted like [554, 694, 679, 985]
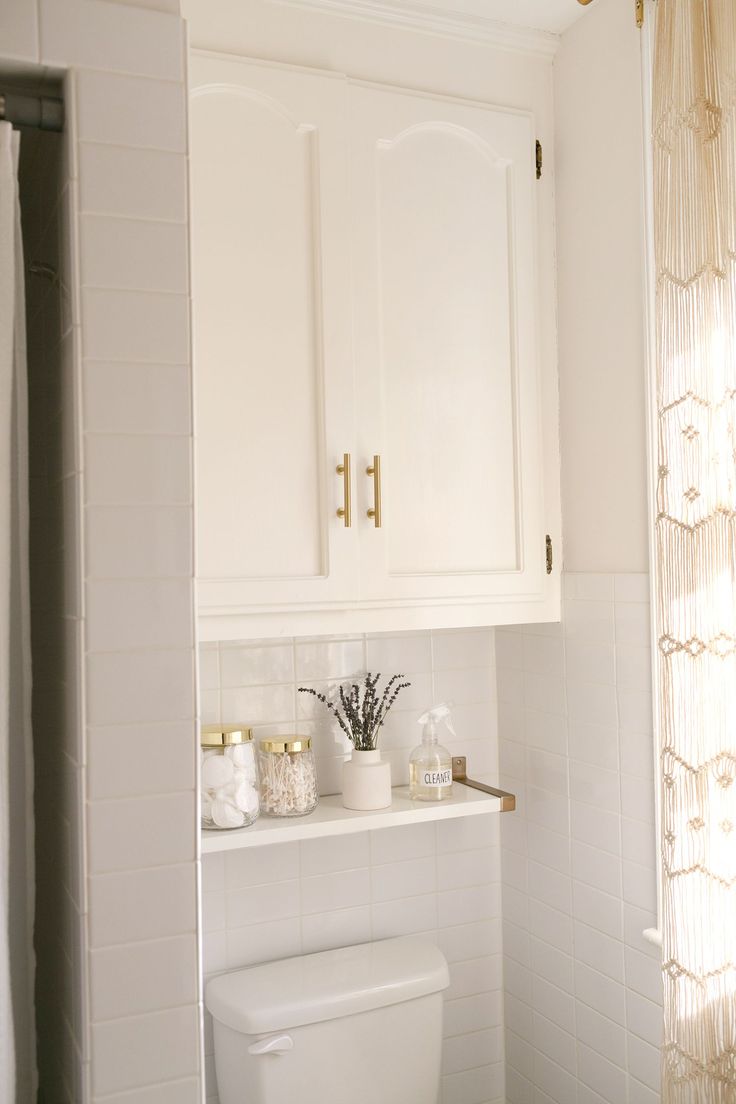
[206, 936, 450, 1104]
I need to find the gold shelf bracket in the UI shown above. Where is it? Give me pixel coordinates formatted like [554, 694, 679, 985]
[452, 756, 516, 812]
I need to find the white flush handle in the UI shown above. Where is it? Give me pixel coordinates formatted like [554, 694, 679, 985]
[247, 1034, 294, 1057]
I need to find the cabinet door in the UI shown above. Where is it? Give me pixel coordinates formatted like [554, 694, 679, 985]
[350, 82, 545, 605]
[190, 55, 357, 616]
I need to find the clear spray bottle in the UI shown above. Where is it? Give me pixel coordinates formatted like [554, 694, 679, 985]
[409, 703, 455, 801]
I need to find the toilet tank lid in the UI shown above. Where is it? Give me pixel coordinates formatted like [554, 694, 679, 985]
[205, 937, 449, 1035]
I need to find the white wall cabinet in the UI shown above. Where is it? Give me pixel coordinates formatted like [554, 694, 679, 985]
[190, 57, 359, 615]
[190, 52, 559, 639]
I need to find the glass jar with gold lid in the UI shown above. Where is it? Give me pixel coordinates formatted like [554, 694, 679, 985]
[201, 725, 259, 830]
[257, 736, 318, 817]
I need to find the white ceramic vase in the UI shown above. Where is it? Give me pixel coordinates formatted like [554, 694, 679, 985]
[342, 749, 392, 811]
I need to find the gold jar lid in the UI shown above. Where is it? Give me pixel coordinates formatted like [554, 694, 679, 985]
[259, 736, 312, 754]
[201, 724, 254, 748]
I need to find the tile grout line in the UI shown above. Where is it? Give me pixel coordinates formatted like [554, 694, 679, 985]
[613, 586, 634, 1104]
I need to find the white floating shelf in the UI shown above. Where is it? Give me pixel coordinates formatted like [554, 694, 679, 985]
[201, 783, 508, 853]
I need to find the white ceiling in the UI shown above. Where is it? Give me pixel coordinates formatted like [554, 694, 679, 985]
[424, 0, 588, 35]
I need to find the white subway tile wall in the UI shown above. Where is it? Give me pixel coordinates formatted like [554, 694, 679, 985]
[10, 2, 198, 1100]
[200, 628, 503, 1104]
[498, 573, 662, 1104]
[201, 629, 498, 796]
[202, 818, 503, 1104]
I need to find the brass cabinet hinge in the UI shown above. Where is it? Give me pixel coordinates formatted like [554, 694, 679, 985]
[578, 0, 643, 29]
[545, 534, 553, 575]
[535, 140, 542, 180]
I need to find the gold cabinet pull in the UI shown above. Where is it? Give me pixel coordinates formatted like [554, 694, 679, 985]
[366, 454, 382, 528]
[336, 453, 351, 527]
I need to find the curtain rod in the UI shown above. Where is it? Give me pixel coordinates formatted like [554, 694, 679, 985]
[0, 92, 63, 133]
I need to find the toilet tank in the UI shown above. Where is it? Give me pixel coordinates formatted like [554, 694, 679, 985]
[206, 937, 450, 1104]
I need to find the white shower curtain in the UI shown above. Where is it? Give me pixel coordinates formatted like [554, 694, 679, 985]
[0, 121, 36, 1103]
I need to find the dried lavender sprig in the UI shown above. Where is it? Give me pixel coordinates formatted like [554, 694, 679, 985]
[297, 686, 352, 740]
[360, 673, 383, 747]
[338, 683, 360, 738]
[371, 674, 405, 731]
[299, 673, 412, 750]
[361, 672, 380, 737]
[351, 683, 361, 736]
[349, 684, 365, 739]
[364, 674, 410, 742]
[374, 681, 411, 729]
[362, 674, 410, 745]
[365, 672, 383, 739]
[376, 673, 403, 719]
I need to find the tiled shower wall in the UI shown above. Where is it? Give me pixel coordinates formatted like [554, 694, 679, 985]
[498, 574, 662, 1104]
[4, 2, 199, 1100]
[200, 628, 505, 1104]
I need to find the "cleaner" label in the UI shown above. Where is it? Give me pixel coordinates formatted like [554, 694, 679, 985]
[422, 768, 452, 787]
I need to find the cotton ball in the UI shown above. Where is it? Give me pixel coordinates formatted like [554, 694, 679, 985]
[231, 744, 252, 767]
[201, 793, 213, 821]
[202, 754, 234, 790]
[243, 762, 257, 785]
[234, 781, 259, 814]
[233, 764, 256, 790]
[231, 745, 257, 784]
[212, 799, 245, 829]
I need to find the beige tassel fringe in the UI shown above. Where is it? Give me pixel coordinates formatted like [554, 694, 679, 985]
[653, 0, 736, 1099]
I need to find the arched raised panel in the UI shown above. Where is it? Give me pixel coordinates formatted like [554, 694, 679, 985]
[376, 124, 518, 576]
[191, 85, 324, 581]
[351, 81, 544, 606]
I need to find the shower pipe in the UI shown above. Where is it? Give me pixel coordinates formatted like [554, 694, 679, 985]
[0, 93, 63, 132]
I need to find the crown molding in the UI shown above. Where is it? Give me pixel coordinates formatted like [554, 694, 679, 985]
[269, 0, 561, 57]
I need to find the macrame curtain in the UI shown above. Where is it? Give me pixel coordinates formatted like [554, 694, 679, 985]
[653, 0, 736, 1100]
